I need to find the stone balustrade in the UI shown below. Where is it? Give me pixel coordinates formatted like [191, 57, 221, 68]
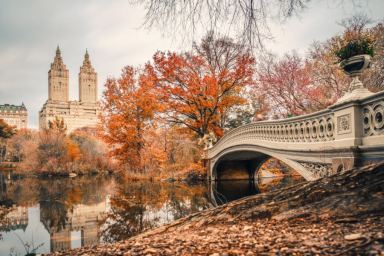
[206, 91, 384, 181]
[208, 91, 384, 158]
[208, 110, 335, 158]
[362, 96, 384, 137]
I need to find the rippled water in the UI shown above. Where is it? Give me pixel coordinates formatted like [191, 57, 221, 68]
[0, 173, 302, 255]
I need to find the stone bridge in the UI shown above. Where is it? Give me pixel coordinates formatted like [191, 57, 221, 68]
[205, 91, 384, 181]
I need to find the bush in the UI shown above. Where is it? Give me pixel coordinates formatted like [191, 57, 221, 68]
[332, 18, 376, 62]
[10, 127, 112, 175]
[335, 38, 374, 60]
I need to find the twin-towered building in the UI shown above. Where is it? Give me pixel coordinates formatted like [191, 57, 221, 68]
[39, 47, 100, 133]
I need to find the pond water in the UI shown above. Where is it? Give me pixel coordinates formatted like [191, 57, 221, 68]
[0, 173, 303, 255]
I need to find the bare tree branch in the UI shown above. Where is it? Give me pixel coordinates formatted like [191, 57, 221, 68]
[131, 0, 311, 50]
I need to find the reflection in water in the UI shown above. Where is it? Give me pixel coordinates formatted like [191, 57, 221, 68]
[0, 175, 115, 255]
[100, 182, 209, 242]
[0, 172, 303, 254]
[210, 176, 304, 206]
[211, 180, 260, 205]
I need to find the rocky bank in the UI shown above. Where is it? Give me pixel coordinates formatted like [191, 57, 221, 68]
[47, 163, 384, 255]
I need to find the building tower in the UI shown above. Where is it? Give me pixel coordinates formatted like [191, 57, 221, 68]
[79, 50, 97, 103]
[48, 46, 69, 101]
[39, 47, 100, 133]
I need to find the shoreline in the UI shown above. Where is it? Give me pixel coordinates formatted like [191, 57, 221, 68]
[46, 163, 384, 255]
[0, 165, 298, 182]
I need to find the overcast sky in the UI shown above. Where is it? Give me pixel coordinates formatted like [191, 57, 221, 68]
[0, 0, 383, 128]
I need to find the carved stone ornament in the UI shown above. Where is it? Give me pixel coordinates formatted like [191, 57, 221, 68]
[363, 101, 384, 136]
[337, 114, 351, 135]
[298, 161, 333, 179]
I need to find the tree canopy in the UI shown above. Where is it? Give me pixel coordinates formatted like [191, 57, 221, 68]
[0, 119, 15, 139]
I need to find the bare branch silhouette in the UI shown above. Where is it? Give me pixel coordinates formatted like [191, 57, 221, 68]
[131, 0, 309, 50]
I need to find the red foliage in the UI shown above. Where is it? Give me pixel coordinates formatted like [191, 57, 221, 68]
[256, 53, 328, 117]
[144, 48, 255, 138]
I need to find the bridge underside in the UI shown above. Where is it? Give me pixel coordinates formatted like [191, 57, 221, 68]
[208, 144, 384, 181]
[214, 151, 268, 180]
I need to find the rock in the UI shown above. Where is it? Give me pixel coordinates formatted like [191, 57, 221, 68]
[344, 233, 363, 241]
[143, 248, 158, 254]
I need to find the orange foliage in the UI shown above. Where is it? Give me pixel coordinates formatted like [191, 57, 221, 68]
[99, 34, 256, 175]
[66, 140, 81, 161]
[100, 66, 160, 172]
[144, 35, 255, 138]
[141, 129, 167, 173]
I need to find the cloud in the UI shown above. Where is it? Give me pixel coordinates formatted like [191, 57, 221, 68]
[0, 0, 174, 128]
[0, 0, 383, 128]
[268, 0, 384, 56]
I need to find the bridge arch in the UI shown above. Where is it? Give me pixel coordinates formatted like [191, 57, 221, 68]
[210, 145, 315, 181]
[205, 91, 384, 181]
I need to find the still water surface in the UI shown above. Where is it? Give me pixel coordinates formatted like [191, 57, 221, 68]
[0, 174, 302, 255]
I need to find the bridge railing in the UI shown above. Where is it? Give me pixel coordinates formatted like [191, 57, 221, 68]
[207, 91, 384, 159]
[360, 91, 384, 145]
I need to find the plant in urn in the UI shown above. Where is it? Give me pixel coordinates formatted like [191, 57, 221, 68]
[334, 26, 375, 103]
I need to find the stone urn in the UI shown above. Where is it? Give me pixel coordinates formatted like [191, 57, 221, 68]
[336, 54, 373, 103]
[340, 54, 372, 77]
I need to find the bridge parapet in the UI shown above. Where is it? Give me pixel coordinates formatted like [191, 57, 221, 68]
[206, 91, 384, 181]
[207, 109, 335, 159]
[361, 93, 384, 138]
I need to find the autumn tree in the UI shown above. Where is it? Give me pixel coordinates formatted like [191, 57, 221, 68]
[37, 128, 68, 173]
[302, 16, 384, 111]
[255, 52, 327, 118]
[141, 129, 167, 173]
[195, 33, 258, 130]
[70, 130, 110, 172]
[366, 21, 384, 90]
[17, 131, 39, 172]
[0, 120, 109, 173]
[159, 126, 201, 177]
[36, 117, 77, 173]
[220, 87, 265, 129]
[313, 16, 384, 93]
[307, 42, 349, 104]
[145, 33, 256, 138]
[255, 16, 383, 119]
[0, 119, 15, 139]
[14, 128, 110, 174]
[100, 66, 160, 172]
[6, 129, 34, 162]
[0, 119, 16, 162]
